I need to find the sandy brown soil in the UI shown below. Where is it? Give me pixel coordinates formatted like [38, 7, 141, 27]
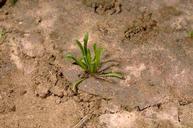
[0, 0, 193, 128]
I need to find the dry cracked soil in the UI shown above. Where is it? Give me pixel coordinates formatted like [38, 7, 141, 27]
[0, 0, 193, 128]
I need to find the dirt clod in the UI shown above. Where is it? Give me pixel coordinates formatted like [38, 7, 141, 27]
[82, 0, 121, 15]
[50, 86, 64, 98]
[35, 86, 50, 98]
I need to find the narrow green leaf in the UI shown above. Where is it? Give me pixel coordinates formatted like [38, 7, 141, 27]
[92, 63, 97, 73]
[99, 72, 124, 79]
[82, 33, 89, 70]
[66, 53, 76, 60]
[76, 39, 88, 70]
[71, 78, 87, 92]
[93, 43, 97, 52]
[92, 43, 97, 72]
[188, 31, 193, 38]
[83, 56, 89, 71]
[87, 49, 92, 64]
[76, 40, 84, 56]
[81, 58, 87, 65]
[86, 49, 92, 72]
[90, 64, 94, 73]
[96, 48, 103, 68]
[93, 43, 103, 72]
[83, 33, 89, 65]
[10, 0, 17, 5]
[0, 29, 5, 40]
[83, 32, 89, 50]
[93, 43, 97, 60]
[66, 54, 86, 70]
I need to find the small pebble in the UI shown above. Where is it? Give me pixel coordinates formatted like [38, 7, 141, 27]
[39, 107, 44, 110]
[50, 86, 64, 98]
[55, 98, 61, 104]
[36, 17, 42, 24]
[73, 96, 81, 102]
[19, 21, 23, 25]
[20, 90, 27, 96]
[4, 11, 9, 15]
[10, 105, 16, 112]
[35, 86, 50, 98]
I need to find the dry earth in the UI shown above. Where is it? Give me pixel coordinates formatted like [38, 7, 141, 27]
[0, 0, 193, 128]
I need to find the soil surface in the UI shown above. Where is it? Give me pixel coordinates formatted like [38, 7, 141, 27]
[0, 0, 193, 128]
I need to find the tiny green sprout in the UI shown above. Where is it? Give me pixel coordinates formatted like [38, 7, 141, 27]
[10, 0, 17, 5]
[0, 29, 5, 40]
[66, 33, 124, 92]
[188, 31, 193, 38]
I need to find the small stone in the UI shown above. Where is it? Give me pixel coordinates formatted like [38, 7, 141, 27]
[61, 97, 68, 102]
[38, 93, 47, 98]
[99, 111, 137, 128]
[171, 17, 187, 30]
[55, 98, 61, 104]
[19, 21, 23, 25]
[39, 107, 44, 110]
[179, 103, 193, 127]
[10, 105, 16, 112]
[20, 32, 44, 57]
[50, 86, 64, 98]
[20, 90, 27, 96]
[38, 92, 49, 98]
[35, 17, 42, 24]
[35, 86, 50, 98]
[9, 89, 14, 93]
[4, 11, 9, 15]
[73, 96, 81, 102]
[63, 90, 68, 96]
[100, 100, 120, 113]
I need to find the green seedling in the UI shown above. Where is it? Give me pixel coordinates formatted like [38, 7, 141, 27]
[10, 0, 17, 5]
[66, 33, 124, 92]
[0, 29, 5, 40]
[188, 31, 193, 38]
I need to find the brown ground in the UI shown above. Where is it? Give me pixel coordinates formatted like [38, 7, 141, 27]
[0, 0, 193, 128]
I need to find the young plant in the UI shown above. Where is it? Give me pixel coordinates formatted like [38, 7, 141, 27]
[0, 28, 5, 41]
[188, 31, 193, 38]
[66, 33, 124, 92]
[10, 0, 17, 5]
